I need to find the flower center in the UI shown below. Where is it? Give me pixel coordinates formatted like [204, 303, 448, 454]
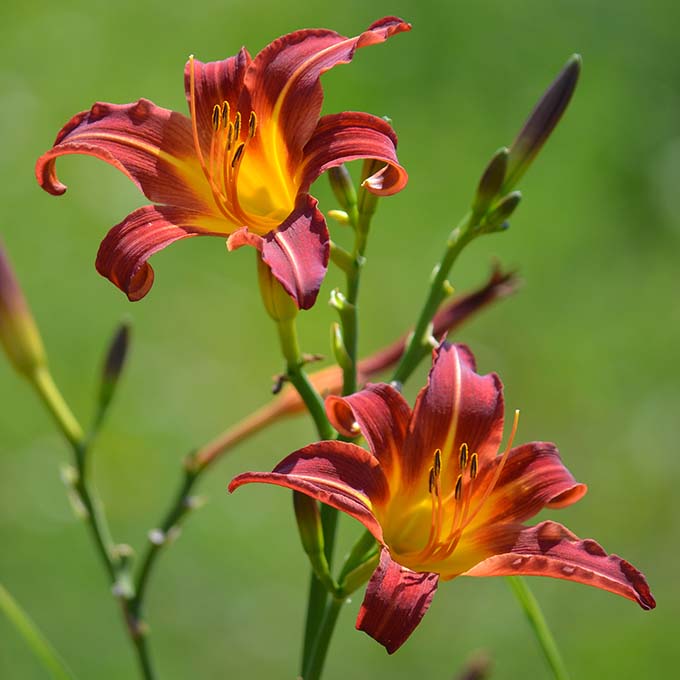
[187, 56, 292, 232]
[399, 409, 520, 570]
[206, 101, 257, 224]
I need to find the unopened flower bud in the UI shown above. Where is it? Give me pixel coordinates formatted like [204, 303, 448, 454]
[328, 165, 357, 212]
[358, 158, 385, 218]
[485, 191, 522, 230]
[503, 55, 581, 192]
[98, 322, 130, 419]
[0, 241, 46, 378]
[256, 254, 298, 322]
[327, 209, 350, 225]
[472, 147, 509, 217]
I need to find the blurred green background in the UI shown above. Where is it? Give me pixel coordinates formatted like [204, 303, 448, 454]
[1, 0, 678, 677]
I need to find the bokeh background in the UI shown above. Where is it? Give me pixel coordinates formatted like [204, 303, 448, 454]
[1, 0, 678, 678]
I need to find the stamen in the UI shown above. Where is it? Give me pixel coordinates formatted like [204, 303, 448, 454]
[248, 111, 257, 138]
[234, 111, 242, 140]
[212, 104, 221, 131]
[221, 101, 230, 128]
[186, 55, 233, 222]
[428, 468, 435, 494]
[433, 449, 442, 477]
[459, 443, 469, 469]
[231, 142, 245, 168]
[457, 409, 520, 532]
[454, 474, 463, 501]
[437, 411, 520, 562]
[226, 122, 234, 151]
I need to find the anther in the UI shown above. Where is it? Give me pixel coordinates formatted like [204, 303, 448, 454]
[226, 122, 234, 151]
[234, 111, 242, 140]
[470, 452, 478, 479]
[454, 474, 463, 501]
[231, 142, 245, 167]
[433, 449, 442, 477]
[211, 104, 221, 131]
[428, 468, 435, 494]
[248, 111, 257, 138]
[221, 101, 230, 128]
[459, 443, 469, 469]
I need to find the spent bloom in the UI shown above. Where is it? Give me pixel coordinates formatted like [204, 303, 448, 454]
[230, 343, 655, 652]
[36, 18, 409, 308]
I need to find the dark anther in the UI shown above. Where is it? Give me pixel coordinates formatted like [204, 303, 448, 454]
[459, 443, 469, 469]
[231, 142, 245, 167]
[454, 474, 463, 501]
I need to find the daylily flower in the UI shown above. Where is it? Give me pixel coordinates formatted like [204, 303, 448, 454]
[230, 343, 655, 653]
[35, 18, 409, 308]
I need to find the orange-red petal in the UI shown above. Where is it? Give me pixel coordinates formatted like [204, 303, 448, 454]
[356, 548, 439, 654]
[467, 442, 587, 529]
[182, 49, 252, 158]
[402, 343, 504, 488]
[326, 383, 411, 477]
[35, 99, 214, 213]
[95, 205, 226, 301]
[299, 112, 408, 195]
[241, 17, 411, 169]
[259, 193, 329, 310]
[229, 440, 388, 542]
[464, 520, 655, 610]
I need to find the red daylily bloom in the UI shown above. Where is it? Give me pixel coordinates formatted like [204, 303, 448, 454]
[36, 18, 409, 308]
[230, 343, 655, 653]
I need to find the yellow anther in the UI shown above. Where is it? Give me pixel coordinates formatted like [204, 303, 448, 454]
[433, 448, 442, 477]
[231, 142, 245, 167]
[470, 452, 478, 479]
[248, 111, 257, 138]
[211, 104, 221, 131]
[221, 101, 230, 127]
[454, 474, 463, 501]
[459, 443, 469, 469]
[234, 111, 241, 140]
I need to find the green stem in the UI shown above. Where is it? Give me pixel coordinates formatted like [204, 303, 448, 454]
[276, 317, 334, 441]
[275, 315, 337, 675]
[507, 576, 570, 680]
[302, 597, 344, 680]
[301, 178, 376, 678]
[131, 467, 200, 618]
[32, 366, 84, 450]
[0, 583, 78, 680]
[392, 214, 474, 385]
[30, 366, 156, 680]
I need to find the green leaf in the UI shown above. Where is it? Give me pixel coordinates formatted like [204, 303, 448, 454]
[0, 583, 78, 680]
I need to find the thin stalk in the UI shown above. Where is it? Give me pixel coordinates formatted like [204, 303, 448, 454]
[131, 467, 200, 619]
[391, 214, 474, 384]
[507, 576, 570, 680]
[274, 315, 337, 675]
[276, 317, 334, 441]
[302, 597, 344, 680]
[30, 366, 156, 680]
